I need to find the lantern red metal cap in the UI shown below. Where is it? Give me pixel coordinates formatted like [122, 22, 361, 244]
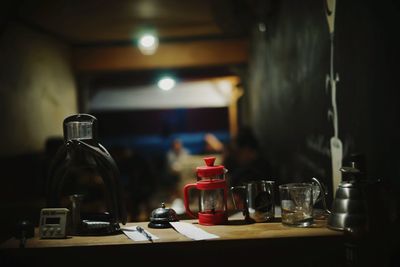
[196, 156, 224, 178]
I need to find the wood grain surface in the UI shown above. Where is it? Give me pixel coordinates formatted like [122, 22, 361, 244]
[1, 219, 341, 249]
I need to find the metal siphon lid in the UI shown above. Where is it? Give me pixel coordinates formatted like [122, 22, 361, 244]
[63, 114, 98, 141]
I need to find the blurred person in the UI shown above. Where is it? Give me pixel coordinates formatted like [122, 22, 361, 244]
[223, 127, 273, 187]
[166, 138, 190, 214]
[167, 138, 190, 175]
[221, 127, 274, 214]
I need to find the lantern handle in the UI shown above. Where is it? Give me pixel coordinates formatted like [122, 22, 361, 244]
[183, 183, 197, 219]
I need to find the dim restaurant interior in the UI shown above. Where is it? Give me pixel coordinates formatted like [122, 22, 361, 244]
[0, 0, 399, 266]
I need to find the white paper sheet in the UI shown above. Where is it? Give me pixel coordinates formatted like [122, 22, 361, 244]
[121, 226, 159, 241]
[169, 222, 219, 240]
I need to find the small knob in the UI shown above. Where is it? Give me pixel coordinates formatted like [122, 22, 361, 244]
[204, 157, 216, 166]
[340, 166, 361, 182]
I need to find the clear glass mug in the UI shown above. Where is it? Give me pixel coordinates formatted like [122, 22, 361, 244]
[231, 180, 275, 222]
[279, 178, 328, 227]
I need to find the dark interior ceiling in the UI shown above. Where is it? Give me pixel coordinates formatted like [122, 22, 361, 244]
[2, 0, 258, 84]
[14, 0, 250, 45]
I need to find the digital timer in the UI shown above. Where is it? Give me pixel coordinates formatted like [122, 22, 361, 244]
[39, 208, 69, 239]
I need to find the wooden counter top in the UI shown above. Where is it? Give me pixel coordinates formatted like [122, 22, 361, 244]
[1, 219, 341, 249]
[0, 219, 345, 267]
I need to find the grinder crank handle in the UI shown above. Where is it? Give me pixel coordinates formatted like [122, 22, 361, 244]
[183, 183, 197, 218]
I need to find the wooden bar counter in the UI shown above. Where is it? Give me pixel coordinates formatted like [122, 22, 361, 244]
[1, 219, 345, 267]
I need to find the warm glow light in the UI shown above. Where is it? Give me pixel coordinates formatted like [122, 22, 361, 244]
[157, 77, 176, 91]
[138, 34, 159, 55]
[140, 35, 156, 47]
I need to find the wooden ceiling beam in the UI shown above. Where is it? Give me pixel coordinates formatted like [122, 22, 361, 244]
[72, 39, 249, 72]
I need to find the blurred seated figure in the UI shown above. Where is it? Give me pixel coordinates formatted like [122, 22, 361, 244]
[167, 139, 190, 175]
[166, 138, 190, 214]
[223, 127, 273, 187]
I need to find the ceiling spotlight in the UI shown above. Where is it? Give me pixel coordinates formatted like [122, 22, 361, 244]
[157, 77, 176, 91]
[138, 33, 159, 55]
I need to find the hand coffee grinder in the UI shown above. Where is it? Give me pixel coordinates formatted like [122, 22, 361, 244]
[46, 114, 127, 235]
[183, 157, 229, 225]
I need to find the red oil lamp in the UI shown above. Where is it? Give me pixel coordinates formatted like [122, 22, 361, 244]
[183, 156, 228, 225]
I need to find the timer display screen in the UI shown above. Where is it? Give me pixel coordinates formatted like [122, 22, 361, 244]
[45, 217, 60, 224]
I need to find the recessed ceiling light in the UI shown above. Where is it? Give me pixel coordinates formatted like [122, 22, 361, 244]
[157, 77, 176, 91]
[138, 33, 159, 55]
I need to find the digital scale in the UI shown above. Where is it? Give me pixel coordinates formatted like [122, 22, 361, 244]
[39, 208, 69, 239]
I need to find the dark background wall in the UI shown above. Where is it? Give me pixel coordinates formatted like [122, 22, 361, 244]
[242, 0, 400, 200]
[0, 23, 78, 241]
